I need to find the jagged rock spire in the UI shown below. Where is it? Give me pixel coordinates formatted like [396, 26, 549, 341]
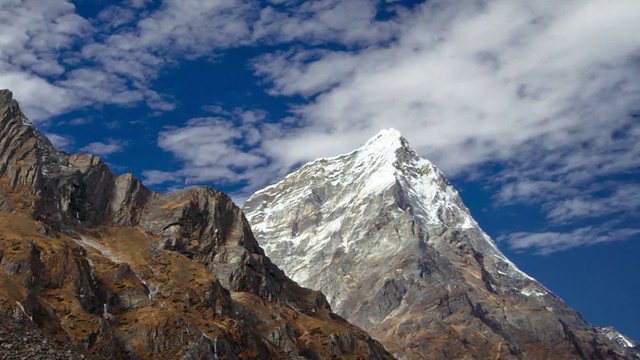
[0, 88, 308, 305]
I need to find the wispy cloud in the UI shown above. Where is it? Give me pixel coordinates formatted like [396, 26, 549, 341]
[254, 1, 640, 170]
[45, 132, 75, 152]
[3, 0, 639, 253]
[144, 113, 270, 188]
[79, 138, 128, 157]
[246, 0, 640, 253]
[0, 0, 90, 119]
[499, 227, 640, 255]
[66, 0, 254, 112]
[0, 0, 254, 121]
[252, 0, 399, 45]
[545, 185, 640, 224]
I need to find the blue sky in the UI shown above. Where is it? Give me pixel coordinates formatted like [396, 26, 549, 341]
[2, 0, 639, 341]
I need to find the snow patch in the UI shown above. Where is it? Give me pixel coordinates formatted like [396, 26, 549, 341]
[75, 236, 122, 264]
[15, 301, 32, 321]
[102, 303, 116, 321]
[599, 327, 637, 348]
[201, 333, 219, 359]
[19, 116, 33, 128]
[134, 272, 159, 300]
[519, 284, 547, 297]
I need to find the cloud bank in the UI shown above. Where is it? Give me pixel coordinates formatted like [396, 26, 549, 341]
[2, 0, 639, 253]
[246, 0, 640, 253]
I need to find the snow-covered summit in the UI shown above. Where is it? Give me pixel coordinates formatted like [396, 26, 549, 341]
[244, 129, 639, 360]
[361, 128, 405, 150]
[249, 128, 456, 230]
[246, 129, 534, 284]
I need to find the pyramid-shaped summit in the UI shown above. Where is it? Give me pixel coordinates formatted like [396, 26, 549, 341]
[244, 129, 639, 360]
[359, 128, 406, 151]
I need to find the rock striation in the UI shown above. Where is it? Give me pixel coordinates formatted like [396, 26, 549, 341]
[0, 89, 393, 359]
[245, 129, 640, 360]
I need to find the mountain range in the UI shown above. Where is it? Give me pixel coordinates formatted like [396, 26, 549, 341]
[0, 88, 638, 359]
[0, 89, 392, 359]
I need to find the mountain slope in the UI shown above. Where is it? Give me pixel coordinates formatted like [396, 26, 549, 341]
[0, 89, 393, 359]
[244, 129, 639, 360]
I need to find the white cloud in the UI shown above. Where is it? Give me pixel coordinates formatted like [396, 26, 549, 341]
[544, 185, 640, 224]
[255, 0, 640, 172]
[0, 0, 401, 123]
[1, 0, 256, 121]
[496, 180, 566, 205]
[45, 132, 74, 152]
[81, 0, 253, 82]
[246, 0, 640, 252]
[0, 0, 89, 73]
[59, 68, 146, 106]
[3, 0, 639, 253]
[491, 121, 640, 227]
[499, 227, 640, 255]
[142, 170, 183, 186]
[149, 116, 268, 187]
[253, 0, 398, 45]
[253, 49, 363, 97]
[0, 72, 77, 120]
[68, 117, 91, 126]
[0, 0, 90, 120]
[138, 0, 252, 53]
[79, 139, 128, 157]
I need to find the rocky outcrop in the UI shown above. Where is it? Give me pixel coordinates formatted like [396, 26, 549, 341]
[0, 90, 151, 227]
[0, 89, 394, 359]
[245, 129, 640, 360]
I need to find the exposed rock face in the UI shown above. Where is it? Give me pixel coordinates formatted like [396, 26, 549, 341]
[0, 90, 150, 227]
[0, 89, 393, 359]
[245, 129, 640, 360]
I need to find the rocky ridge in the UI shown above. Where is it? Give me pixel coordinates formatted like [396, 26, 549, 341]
[0, 89, 393, 359]
[245, 129, 639, 360]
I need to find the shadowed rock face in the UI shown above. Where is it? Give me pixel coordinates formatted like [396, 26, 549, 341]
[245, 129, 640, 360]
[0, 89, 394, 359]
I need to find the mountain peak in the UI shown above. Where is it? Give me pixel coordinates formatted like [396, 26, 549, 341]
[357, 128, 412, 160]
[0, 89, 13, 102]
[362, 128, 404, 148]
[252, 127, 456, 225]
[0, 88, 34, 129]
[245, 129, 640, 359]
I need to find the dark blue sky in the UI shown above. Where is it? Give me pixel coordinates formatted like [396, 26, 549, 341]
[2, 0, 639, 341]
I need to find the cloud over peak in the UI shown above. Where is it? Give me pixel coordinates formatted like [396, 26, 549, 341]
[2, 0, 639, 253]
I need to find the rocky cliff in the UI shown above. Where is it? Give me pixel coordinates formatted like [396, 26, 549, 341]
[0, 89, 394, 359]
[245, 129, 639, 360]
